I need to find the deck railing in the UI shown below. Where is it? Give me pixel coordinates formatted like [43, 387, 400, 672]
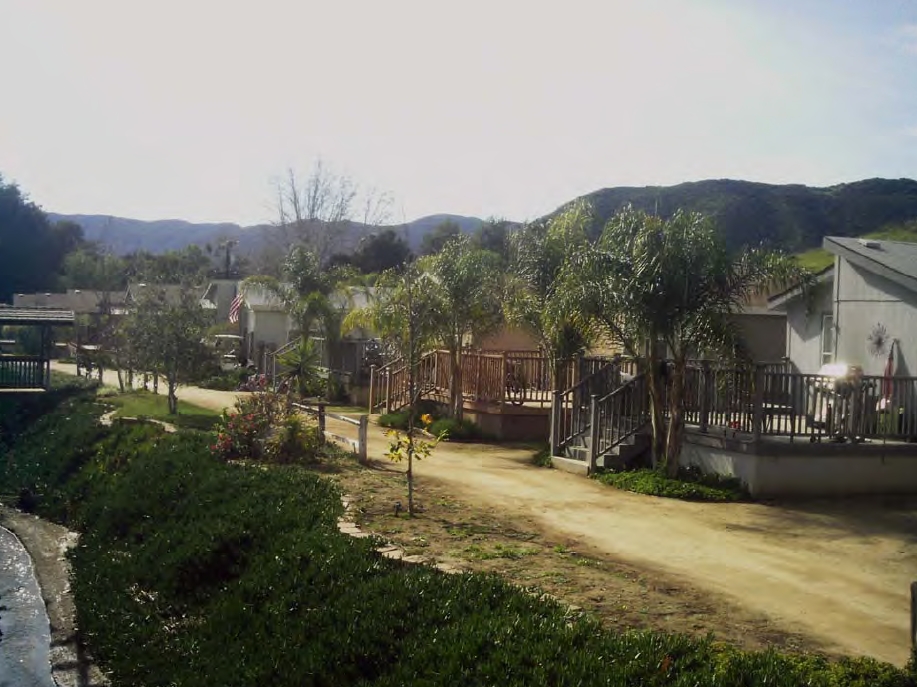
[590, 372, 650, 465]
[684, 363, 917, 442]
[368, 350, 612, 414]
[0, 355, 47, 389]
[551, 357, 639, 456]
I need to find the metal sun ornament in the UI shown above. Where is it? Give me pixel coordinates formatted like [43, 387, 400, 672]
[867, 323, 890, 358]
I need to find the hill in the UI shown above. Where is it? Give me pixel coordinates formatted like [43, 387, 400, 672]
[51, 178, 917, 258]
[576, 178, 917, 253]
[48, 212, 483, 256]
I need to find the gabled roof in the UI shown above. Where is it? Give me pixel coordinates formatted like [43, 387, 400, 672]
[13, 289, 127, 314]
[767, 265, 834, 310]
[0, 306, 75, 326]
[824, 236, 917, 294]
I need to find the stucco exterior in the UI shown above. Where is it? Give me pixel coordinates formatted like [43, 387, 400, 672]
[781, 279, 834, 374]
[681, 433, 917, 498]
[834, 257, 917, 376]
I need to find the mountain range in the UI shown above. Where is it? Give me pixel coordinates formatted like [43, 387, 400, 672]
[46, 212, 484, 256]
[51, 178, 917, 257]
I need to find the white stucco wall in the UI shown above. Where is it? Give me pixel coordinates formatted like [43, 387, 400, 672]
[784, 281, 833, 374]
[681, 437, 917, 498]
[834, 258, 917, 376]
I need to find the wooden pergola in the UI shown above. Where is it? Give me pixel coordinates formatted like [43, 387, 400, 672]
[0, 306, 75, 391]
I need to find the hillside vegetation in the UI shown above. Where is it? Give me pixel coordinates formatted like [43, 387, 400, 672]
[579, 178, 917, 253]
[795, 218, 917, 272]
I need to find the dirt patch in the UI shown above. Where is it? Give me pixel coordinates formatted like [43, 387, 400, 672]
[0, 506, 109, 687]
[311, 453, 822, 656]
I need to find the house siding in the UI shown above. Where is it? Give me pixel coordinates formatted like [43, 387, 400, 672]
[734, 313, 786, 362]
[835, 257, 917, 376]
[784, 281, 833, 374]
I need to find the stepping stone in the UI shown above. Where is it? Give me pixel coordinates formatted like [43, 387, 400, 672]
[381, 549, 404, 560]
[401, 555, 427, 564]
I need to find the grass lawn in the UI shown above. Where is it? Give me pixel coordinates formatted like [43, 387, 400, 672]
[101, 390, 220, 431]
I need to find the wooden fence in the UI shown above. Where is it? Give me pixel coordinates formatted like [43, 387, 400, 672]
[368, 350, 612, 413]
[683, 363, 917, 442]
[0, 356, 47, 389]
[292, 402, 369, 463]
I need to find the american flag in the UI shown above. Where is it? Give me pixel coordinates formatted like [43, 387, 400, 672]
[228, 291, 243, 323]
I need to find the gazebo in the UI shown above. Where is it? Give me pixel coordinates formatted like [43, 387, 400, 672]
[0, 306, 75, 390]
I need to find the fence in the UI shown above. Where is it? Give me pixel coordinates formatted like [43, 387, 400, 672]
[368, 350, 615, 414]
[292, 402, 369, 463]
[683, 363, 917, 443]
[0, 356, 47, 389]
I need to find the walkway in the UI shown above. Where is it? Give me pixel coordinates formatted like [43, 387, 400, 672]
[52, 362, 917, 665]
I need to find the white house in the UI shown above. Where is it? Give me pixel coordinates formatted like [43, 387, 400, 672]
[769, 236, 917, 376]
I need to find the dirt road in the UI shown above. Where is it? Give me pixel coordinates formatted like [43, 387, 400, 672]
[53, 363, 917, 665]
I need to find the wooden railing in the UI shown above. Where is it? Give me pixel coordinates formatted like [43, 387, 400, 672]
[551, 357, 639, 457]
[368, 350, 613, 414]
[684, 363, 917, 442]
[0, 356, 47, 389]
[590, 373, 650, 467]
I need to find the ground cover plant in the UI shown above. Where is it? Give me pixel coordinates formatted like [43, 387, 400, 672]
[378, 403, 491, 442]
[1, 385, 914, 686]
[594, 466, 750, 502]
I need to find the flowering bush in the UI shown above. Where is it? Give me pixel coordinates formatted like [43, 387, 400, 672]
[211, 392, 284, 461]
[211, 392, 323, 463]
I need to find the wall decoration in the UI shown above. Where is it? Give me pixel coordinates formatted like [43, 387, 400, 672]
[866, 322, 890, 358]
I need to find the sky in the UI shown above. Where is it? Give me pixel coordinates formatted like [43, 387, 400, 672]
[2, 0, 917, 226]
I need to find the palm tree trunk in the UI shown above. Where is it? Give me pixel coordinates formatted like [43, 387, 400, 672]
[645, 354, 667, 468]
[664, 362, 685, 478]
[451, 347, 464, 422]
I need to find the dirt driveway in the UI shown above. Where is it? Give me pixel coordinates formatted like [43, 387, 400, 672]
[52, 363, 917, 665]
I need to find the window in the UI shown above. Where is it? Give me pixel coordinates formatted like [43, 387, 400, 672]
[820, 313, 834, 365]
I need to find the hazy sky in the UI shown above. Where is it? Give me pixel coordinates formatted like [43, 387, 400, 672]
[2, 0, 917, 225]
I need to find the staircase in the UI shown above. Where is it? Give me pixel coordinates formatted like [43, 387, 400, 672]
[551, 358, 651, 473]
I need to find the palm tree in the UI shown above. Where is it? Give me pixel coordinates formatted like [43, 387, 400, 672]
[562, 205, 809, 476]
[420, 236, 503, 421]
[505, 201, 593, 391]
[244, 246, 355, 399]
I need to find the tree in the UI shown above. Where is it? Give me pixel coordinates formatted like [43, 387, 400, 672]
[244, 246, 354, 399]
[343, 263, 443, 514]
[351, 229, 411, 274]
[273, 159, 393, 265]
[472, 218, 515, 266]
[0, 175, 85, 301]
[422, 235, 503, 420]
[120, 284, 212, 414]
[419, 219, 462, 256]
[505, 202, 592, 389]
[562, 205, 808, 476]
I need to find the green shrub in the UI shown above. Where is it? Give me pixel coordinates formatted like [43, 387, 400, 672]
[263, 414, 323, 464]
[427, 417, 491, 442]
[378, 410, 409, 430]
[196, 369, 247, 391]
[595, 467, 749, 502]
[2, 390, 914, 687]
[531, 443, 553, 467]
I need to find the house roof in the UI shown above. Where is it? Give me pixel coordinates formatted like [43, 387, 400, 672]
[0, 306, 76, 326]
[126, 283, 201, 306]
[824, 236, 917, 295]
[767, 265, 834, 310]
[13, 289, 127, 314]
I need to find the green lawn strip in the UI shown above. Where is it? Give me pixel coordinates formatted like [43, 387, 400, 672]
[101, 389, 220, 431]
[594, 468, 749, 503]
[1, 388, 914, 686]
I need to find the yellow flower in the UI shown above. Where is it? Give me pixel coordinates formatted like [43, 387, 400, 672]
[420, 414, 433, 426]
